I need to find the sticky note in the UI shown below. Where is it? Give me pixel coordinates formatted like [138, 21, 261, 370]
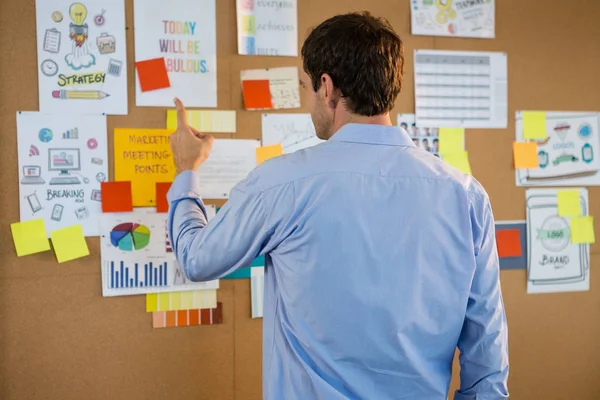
[146, 293, 158, 312]
[50, 224, 89, 263]
[442, 151, 472, 174]
[101, 181, 133, 212]
[135, 57, 170, 92]
[570, 216, 595, 244]
[241, 15, 256, 35]
[242, 80, 272, 109]
[256, 144, 283, 164]
[10, 219, 50, 257]
[496, 229, 522, 258]
[557, 190, 581, 217]
[522, 111, 547, 139]
[513, 142, 539, 169]
[166, 110, 236, 133]
[438, 128, 464, 154]
[156, 182, 172, 213]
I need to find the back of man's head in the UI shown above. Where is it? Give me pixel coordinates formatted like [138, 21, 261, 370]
[301, 12, 404, 117]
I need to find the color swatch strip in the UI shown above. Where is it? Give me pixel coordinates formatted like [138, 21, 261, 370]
[152, 302, 223, 328]
[146, 289, 217, 312]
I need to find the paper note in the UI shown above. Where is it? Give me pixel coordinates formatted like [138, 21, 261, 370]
[241, 67, 300, 110]
[411, 0, 494, 39]
[135, 58, 170, 92]
[166, 110, 236, 133]
[251, 267, 264, 318]
[262, 113, 324, 154]
[114, 128, 175, 206]
[152, 302, 223, 328]
[496, 229, 522, 258]
[438, 128, 465, 154]
[101, 181, 133, 212]
[133, 0, 217, 107]
[146, 289, 218, 312]
[571, 216, 595, 244]
[50, 224, 89, 263]
[156, 182, 172, 212]
[35, 0, 128, 115]
[11, 219, 51, 257]
[256, 144, 283, 164]
[557, 189, 581, 217]
[197, 139, 259, 198]
[513, 142, 539, 169]
[236, 0, 298, 56]
[522, 112, 548, 139]
[16, 112, 108, 237]
[442, 151, 472, 174]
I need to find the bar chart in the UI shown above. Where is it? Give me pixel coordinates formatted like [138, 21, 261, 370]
[108, 260, 168, 289]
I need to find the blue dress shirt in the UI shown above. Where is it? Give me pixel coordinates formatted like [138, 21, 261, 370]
[167, 123, 509, 400]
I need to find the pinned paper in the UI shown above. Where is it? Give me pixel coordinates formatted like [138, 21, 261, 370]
[557, 189, 581, 217]
[242, 80, 272, 110]
[438, 128, 464, 154]
[513, 142, 539, 169]
[10, 219, 51, 257]
[146, 289, 217, 312]
[50, 224, 89, 263]
[135, 57, 170, 92]
[442, 151, 472, 174]
[256, 144, 283, 164]
[152, 303, 223, 328]
[101, 181, 134, 212]
[570, 216, 595, 244]
[156, 182, 172, 213]
[522, 112, 547, 139]
[241, 67, 300, 110]
[166, 110, 236, 133]
[496, 229, 522, 258]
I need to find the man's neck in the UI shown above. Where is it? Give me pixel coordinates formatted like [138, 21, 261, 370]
[332, 113, 393, 133]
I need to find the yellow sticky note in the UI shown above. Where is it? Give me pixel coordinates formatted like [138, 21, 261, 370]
[146, 294, 158, 312]
[570, 216, 595, 244]
[256, 144, 283, 164]
[158, 292, 171, 311]
[114, 128, 175, 206]
[241, 15, 256, 35]
[522, 112, 547, 139]
[557, 190, 581, 217]
[166, 110, 236, 133]
[438, 128, 464, 154]
[10, 219, 50, 257]
[442, 151, 472, 174]
[50, 224, 89, 263]
[513, 142, 539, 169]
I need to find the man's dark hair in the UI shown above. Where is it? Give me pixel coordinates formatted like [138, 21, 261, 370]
[301, 12, 404, 116]
[433, 138, 438, 143]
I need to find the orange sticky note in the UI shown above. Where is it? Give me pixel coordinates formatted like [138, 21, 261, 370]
[136, 58, 170, 92]
[101, 181, 133, 212]
[156, 182, 172, 213]
[256, 144, 283, 164]
[513, 142, 539, 169]
[242, 80, 272, 109]
[496, 229, 522, 258]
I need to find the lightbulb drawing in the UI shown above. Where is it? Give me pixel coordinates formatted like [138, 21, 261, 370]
[65, 2, 96, 70]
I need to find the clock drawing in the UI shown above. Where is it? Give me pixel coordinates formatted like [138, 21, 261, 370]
[41, 59, 59, 77]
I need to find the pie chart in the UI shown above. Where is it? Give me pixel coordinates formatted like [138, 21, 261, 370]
[110, 223, 151, 251]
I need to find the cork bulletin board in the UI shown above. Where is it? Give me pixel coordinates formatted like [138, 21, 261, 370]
[1, 0, 600, 399]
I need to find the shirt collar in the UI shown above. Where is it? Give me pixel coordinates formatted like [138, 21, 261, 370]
[329, 123, 416, 147]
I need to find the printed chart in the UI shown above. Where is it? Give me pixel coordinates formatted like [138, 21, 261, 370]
[110, 223, 151, 251]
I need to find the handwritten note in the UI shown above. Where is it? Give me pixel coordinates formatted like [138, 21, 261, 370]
[166, 110, 236, 133]
[241, 67, 300, 110]
[114, 128, 175, 206]
[522, 111, 548, 139]
[50, 224, 89, 263]
[11, 219, 51, 257]
[236, 0, 298, 56]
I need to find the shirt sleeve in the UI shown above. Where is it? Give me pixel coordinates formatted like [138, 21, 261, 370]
[166, 169, 295, 281]
[455, 195, 509, 400]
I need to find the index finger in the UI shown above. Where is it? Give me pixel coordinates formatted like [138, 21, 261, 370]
[174, 97, 188, 128]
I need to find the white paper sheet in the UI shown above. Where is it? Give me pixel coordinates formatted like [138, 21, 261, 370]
[516, 111, 600, 186]
[413, 49, 507, 129]
[35, 0, 128, 115]
[526, 188, 590, 294]
[397, 113, 446, 157]
[197, 139, 260, 198]
[100, 207, 219, 297]
[133, 0, 217, 107]
[411, 0, 494, 39]
[16, 112, 108, 237]
[251, 266, 264, 318]
[261, 113, 323, 154]
[236, 0, 298, 56]
[241, 67, 300, 109]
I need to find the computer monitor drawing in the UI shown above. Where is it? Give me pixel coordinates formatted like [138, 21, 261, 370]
[49, 148, 81, 175]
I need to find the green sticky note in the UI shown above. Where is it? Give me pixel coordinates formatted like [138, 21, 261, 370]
[10, 219, 51, 257]
[442, 151, 472, 174]
[570, 216, 595, 244]
[557, 190, 581, 217]
[50, 224, 89, 263]
[438, 128, 464, 154]
[523, 112, 547, 139]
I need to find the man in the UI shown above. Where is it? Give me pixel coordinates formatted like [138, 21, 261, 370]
[432, 138, 440, 153]
[168, 11, 508, 400]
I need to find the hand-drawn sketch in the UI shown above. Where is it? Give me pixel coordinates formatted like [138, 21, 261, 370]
[51, 204, 64, 221]
[20, 166, 46, 185]
[411, 0, 495, 39]
[261, 113, 324, 154]
[94, 9, 106, 26]
[26, 192, 43, 214]
[41, 59, 59, 76]
[43, 28, 61, 53]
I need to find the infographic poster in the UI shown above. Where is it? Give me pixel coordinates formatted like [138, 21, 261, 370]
[410, 0, 495, 38]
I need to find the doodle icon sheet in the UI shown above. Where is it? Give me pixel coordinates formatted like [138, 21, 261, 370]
[35, 0, 128, 115]
[16, 112, 108, 237]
